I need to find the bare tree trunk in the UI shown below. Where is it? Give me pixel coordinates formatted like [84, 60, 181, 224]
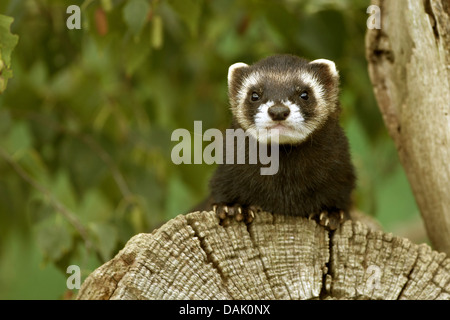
[366, 0, 450, 255]
[77, 211, 450, 300]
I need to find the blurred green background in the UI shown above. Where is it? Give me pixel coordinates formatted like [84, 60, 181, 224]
[0, 0, 423, 299]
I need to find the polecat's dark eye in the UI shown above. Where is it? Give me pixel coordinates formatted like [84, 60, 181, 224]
[251, 92, 260, 102]
[300, 92, 309, 100]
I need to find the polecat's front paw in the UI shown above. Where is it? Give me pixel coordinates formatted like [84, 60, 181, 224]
[309, 210, 347, 231]
[213, 203, 261, 226]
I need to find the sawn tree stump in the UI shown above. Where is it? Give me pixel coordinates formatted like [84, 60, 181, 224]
[77, 211, 450, 300]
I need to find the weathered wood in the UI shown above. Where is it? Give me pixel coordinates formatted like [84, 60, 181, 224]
[77, 211, 450, 300]
[366, 0, 450, 255]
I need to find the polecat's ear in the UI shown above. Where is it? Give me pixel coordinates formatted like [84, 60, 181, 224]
[228, 62, 249, 87]
[310, 59, 339, 78]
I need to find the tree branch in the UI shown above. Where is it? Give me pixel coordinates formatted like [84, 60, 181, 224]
[366, 0, 450, 255]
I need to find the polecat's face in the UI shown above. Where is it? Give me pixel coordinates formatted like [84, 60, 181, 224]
[228, 55, 340, 145]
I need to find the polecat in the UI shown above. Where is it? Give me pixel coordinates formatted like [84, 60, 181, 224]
[197, 54, 356, 230]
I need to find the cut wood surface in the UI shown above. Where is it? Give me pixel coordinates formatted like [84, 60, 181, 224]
[77, 211, 450, 300]
[366, 0, 450, 255]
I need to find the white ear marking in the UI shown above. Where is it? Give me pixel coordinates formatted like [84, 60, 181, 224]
[310, 59, 338, 77]
[228, 62, 248, 86]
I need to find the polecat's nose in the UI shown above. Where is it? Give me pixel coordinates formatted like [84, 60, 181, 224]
[268, 105, 290, 121]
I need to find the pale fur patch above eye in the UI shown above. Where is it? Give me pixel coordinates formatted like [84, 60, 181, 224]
[233, 72, 263, 130]
[237, 72, 261, 105]
[299, 72, 325, 106]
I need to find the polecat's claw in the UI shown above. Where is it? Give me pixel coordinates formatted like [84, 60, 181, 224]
[212, 203, 261, 225]
[310, 209, 349, 231]
[339, 210, 345, 222]
[235, 205, 244, 222]
[249, 205, 262, 214]
[215, 204, 228, 220]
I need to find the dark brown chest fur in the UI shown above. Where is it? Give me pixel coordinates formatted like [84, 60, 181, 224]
[209, 118, 355, 217]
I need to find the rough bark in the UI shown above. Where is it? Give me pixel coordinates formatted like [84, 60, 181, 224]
[366, 0, 450, 255]
[77, 211, 450, 300]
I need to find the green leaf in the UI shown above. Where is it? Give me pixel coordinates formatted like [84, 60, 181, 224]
[0, 14, 19, 93]
[78, 189, 113, 224]
[128, 205, 148, 233]
[1, 121, 33, 155]
[123, 36, 151, 76]
[101, 0, 113, 12]
[27, 196, 54, 225]
[297, 9, 347, 59]
[0, 108, 11, 134]
[89, 222, 118, 262]
[168, 0, 203, 37]
[123, 0, 150, 39]
[151, 15, 163, 49]
[50, 170, 78, 213]
[165, 173, 194, 218]
[36, 223, 72, 262]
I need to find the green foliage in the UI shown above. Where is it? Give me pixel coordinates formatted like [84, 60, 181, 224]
[0, 14, 19, 93]
[0, 0, 421, 299]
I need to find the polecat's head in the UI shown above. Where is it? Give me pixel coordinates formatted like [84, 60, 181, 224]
[227, 54, 340, 145]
